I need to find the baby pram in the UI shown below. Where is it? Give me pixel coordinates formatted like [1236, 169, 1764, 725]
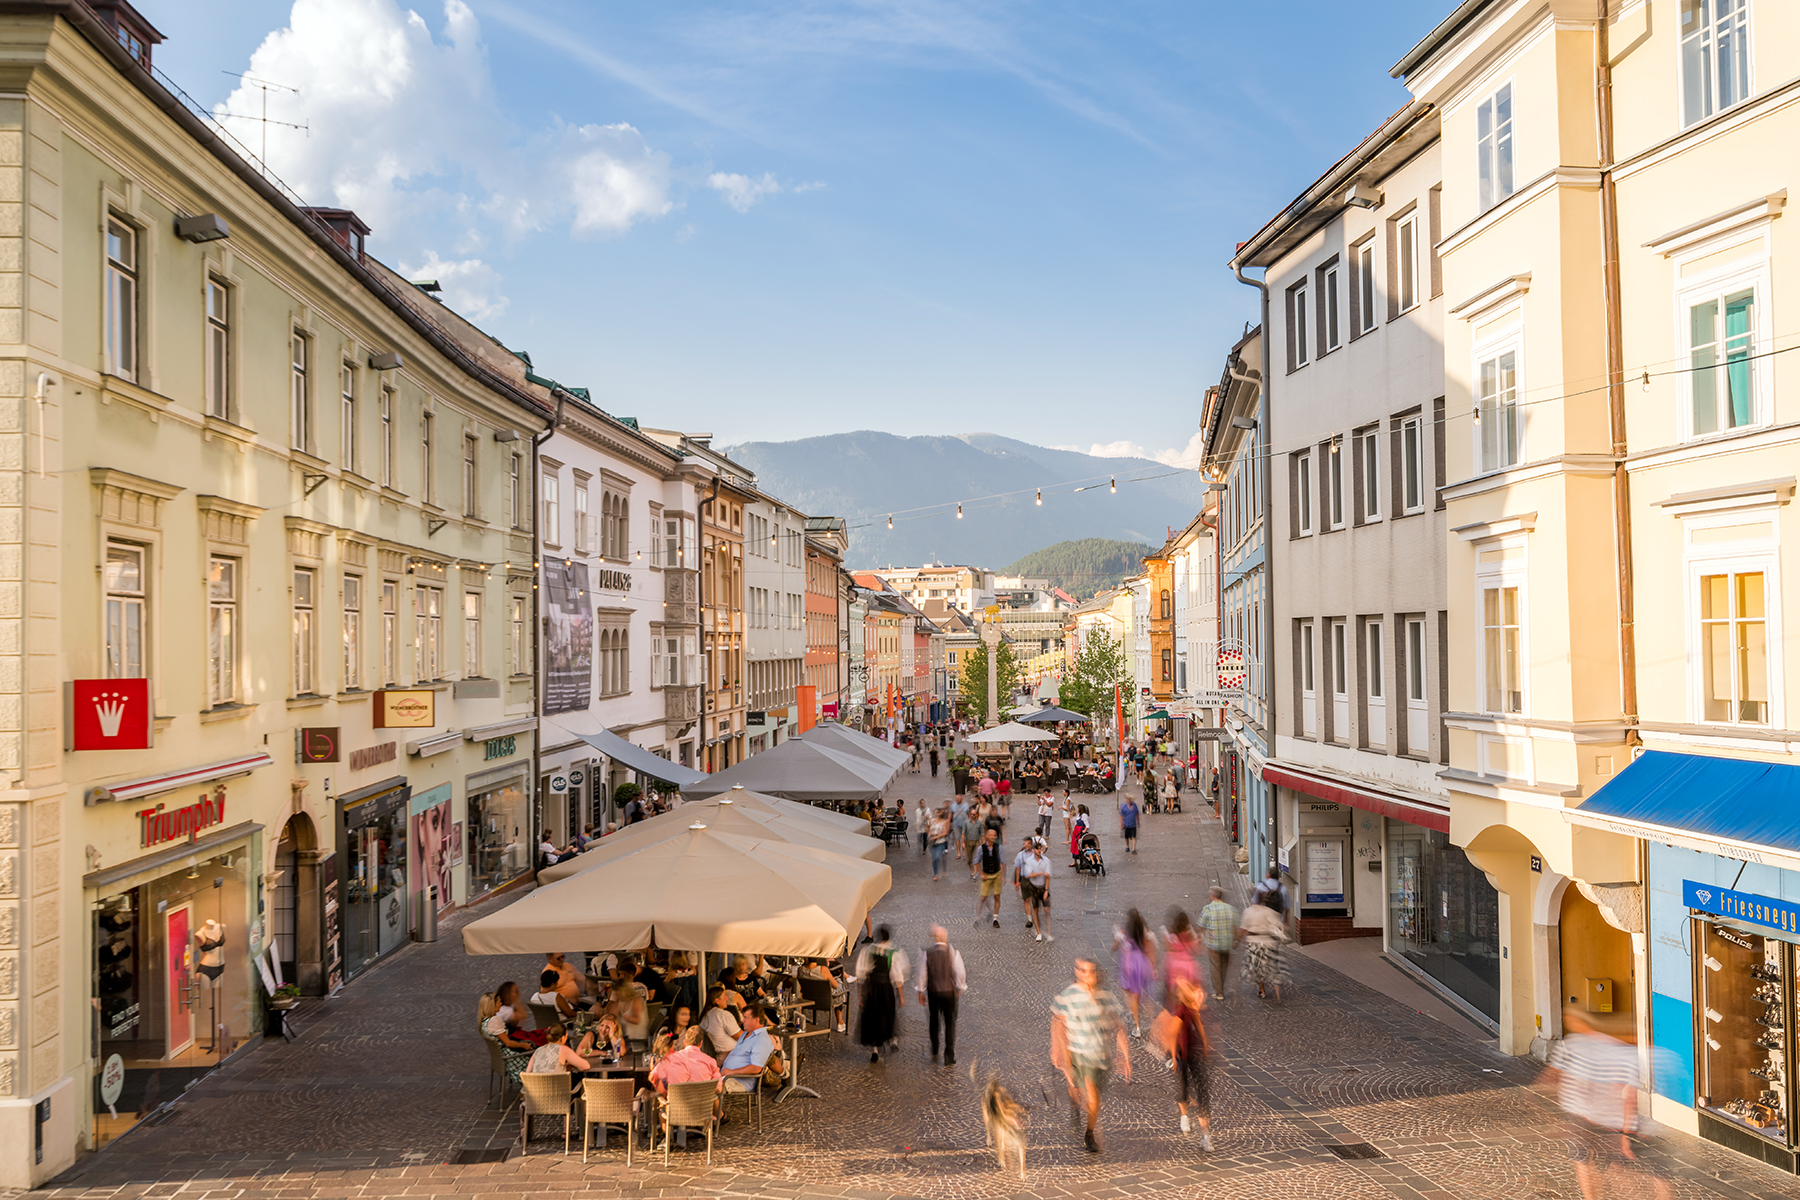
[1074, 830, 1106, 876]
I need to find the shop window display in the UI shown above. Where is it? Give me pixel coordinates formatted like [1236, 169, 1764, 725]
[1696, 919, 1789, 1140]
[469, 781, 529, 897]
[1387, 819, 1501, 1021]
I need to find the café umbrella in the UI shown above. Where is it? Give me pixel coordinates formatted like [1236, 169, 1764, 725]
[800, 722, 911, 773]
[460, 824, 891, 958]
[536, 792, 885, 884]
[965, 722, 1060, 744]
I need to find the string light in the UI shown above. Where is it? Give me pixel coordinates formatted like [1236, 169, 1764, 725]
[1641, 370, 1651, 392]
[1035, 488, 1042, 505]
[1110, 477, 1116, 494]
[956, 504, 962, 519]
[888, 515, 893, 529]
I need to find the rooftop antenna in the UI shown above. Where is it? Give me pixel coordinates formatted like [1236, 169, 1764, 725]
[220, 71, 308, 176]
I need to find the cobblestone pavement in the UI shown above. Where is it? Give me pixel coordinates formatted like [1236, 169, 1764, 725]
[39, 757, 1800, 1200]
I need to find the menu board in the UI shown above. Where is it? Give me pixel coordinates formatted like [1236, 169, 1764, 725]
[320, 851, 343, 994]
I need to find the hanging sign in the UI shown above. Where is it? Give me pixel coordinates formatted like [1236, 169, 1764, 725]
[137, 787, 227, 848]
[69, 679, 153, 750]
[373, 690, 435, 728]
[299, 727, 341, 763]
[1685, 879, 1800, 935]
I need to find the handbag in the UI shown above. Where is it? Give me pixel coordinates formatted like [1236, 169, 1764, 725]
[760, 1051, 787, 1086]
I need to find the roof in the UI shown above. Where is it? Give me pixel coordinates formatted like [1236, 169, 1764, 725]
[1391, 0, 1496, 80]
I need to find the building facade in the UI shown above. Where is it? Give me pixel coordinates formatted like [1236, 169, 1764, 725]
[743, 491, 807, 753]
[804, 518, 847, 723]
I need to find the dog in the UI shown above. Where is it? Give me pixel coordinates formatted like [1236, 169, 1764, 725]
[980, 1076, 1029, 1178]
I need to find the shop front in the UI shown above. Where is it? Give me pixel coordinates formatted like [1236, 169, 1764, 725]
[1387, 819, 1501, 1024]
[337, 778, 410, 982]
[468, 769, 531, 899]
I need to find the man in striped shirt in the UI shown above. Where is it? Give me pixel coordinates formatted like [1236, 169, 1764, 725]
[1546, 1007, 1670, 1200]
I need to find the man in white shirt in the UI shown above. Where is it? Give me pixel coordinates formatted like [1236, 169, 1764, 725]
[1021, 839, 1054, 943]
[1011, 834, 1038, 929]
[914, 925, 967, 1065]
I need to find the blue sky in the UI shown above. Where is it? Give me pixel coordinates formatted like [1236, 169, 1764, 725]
[150, 0, 1448, 463]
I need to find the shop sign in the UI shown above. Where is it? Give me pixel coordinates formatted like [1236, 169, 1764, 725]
[99, 1054, 125, 1112]
[349, 742, 397, 771]
[373, 689, 436, 728]
[69, 678, 153, 750]
[568, 769, 585, 787]
[1685, 879, 1800, 935]
[483, 735, 516, 760]
[747, 711, 766, 726]
[550, 775, 568, 792]
[137, 787, 226, 848]
[299, 727, 341, 763]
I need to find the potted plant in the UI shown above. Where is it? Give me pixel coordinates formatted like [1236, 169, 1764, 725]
[268, 983, 300, 1010]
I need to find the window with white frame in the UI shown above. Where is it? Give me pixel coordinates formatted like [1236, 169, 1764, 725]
[1401, 416, 1425, 513]
[1685, 278, 1762, 436]
[340, 364, 357, 470]
[379, 388, 394, 487]
[205, 280, 229, 418]
[381, 580, 398, 686]
[464, 591, 482, 678]
[415, 584, 443, 681]
[1330, 618, 1349, 742]
[208, 556, 237, 705]
[104, 541, 146, 679]
[1299, 620, 1317, 738]
[1327, 439, 1345, 529]
[1292, 279, 1310, 368]
[1681, 0, 1751, 127]
[542, 471, 560, 544]
[1396, 213, 1419, 313]
[421, 411, 436, 504]
[510, 595, 527, 676]
[1476, 82, 1515, 212]
[105, 219, 138, 380]
[509, 453, 523, 529]
[574, 481, 590, 552]
[1357, 241, 1376, 334]
[343, 574, 362, 691]
[1323, 262, 1341, 351]
[463, 434, 479, 517]
[1296, 451, 1313, 535]
[1359, 427, 1381, 521]
[1697, 569, 1768, 724]
[1477, 344, 1522, 472]
[290, 333, 309, 452]
[1480, 567, 1524, 716]
[293, 568, 316, 695]
[1365, 618, 1387, 748]
[1403, 615, 1429, 754]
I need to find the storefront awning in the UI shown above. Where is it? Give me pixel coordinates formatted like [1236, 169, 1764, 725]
[1262, 761, 1451, 833]
[558, 724, 707, 788]
[1564, 749, 1800, 872]
[86, 752, 275, 806]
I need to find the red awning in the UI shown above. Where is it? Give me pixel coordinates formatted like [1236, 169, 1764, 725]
[1261, 762, 1451, 833]
[86, 752, 276, 806]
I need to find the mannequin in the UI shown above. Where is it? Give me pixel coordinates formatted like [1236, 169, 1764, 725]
[195, 920, 225, 1052]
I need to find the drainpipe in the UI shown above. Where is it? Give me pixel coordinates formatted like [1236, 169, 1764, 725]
[699, 474, 722, 771]
[1597, 2, 1639, 749]
[531, 391, 565, 846]
[1233, 262, 1275, 873]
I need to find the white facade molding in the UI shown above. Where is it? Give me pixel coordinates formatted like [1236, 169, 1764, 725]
[1651, 476, 1795, 517]
[1449, 272, 1531, 322]
[1643, 191, 1786, 258]
[1452, 511, 1538, 542]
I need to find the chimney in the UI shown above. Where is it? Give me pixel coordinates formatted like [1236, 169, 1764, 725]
[301, 208, 371, 263]
[87, 0, 163, 70]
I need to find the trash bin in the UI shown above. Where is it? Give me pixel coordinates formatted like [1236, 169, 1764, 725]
[417, 884, 438, 943]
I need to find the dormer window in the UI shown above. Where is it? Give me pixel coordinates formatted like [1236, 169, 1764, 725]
[88, 0, 163, 70]
[300, 208, 372, 264]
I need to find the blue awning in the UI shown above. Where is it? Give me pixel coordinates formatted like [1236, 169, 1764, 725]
[1564, 749, 1800, 872]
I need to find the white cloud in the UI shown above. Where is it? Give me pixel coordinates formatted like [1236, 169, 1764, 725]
[1075, 430, 1208, 467]
[706, 171, 783, 213]
[398, 251, 508, 321]
[561, 124, 674, 235]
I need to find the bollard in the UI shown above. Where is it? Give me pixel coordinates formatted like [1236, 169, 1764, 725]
[417, 884, 438, 943]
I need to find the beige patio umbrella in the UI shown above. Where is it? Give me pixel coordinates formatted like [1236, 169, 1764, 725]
[702, 783, 873, 836]
[460, 825, 891, 958]
[966, 721, 1060, 744]
[537, 792, 884, 884]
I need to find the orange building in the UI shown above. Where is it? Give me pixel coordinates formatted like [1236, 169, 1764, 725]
[804, 518, 847, 722]
[1144, 548, 1175, 701]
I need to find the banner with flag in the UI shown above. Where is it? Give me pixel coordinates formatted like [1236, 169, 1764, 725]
[1115, 685, 1125, 786]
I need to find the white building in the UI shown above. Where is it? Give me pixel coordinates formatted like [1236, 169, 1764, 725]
[744, 491, 808, 753]
[870, 564, 995, 615]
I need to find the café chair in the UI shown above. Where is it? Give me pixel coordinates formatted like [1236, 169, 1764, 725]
[528, 1002, 561, 1030]
[660, 1080, 719, 1165]
[483, 1035, 519, 1109]
[519, 1072, 575, 1155]
[580, 1077, 635, 1164]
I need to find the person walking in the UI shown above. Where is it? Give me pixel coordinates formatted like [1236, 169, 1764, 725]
[928, 805, 952, 882]
[929, 745, 940, 777]
[1238, 893, 1290, 1002]
[1196, 887, 1238, 1001]
[1020, 837, 1054, 943]
[1152, 978, 1215, 1146]
[1252, 867, 1290, 918]
[973, 828, 1005, 928]
[915, 799, 929, 855]
[1011, 834, 1037, 928]
[853, 926, 908, 1063]
[1050, 959, 1132, 1153]
[1161, 910, 1201, 1008]
[1036, 789, 1055, 839]
[915, 925, 967, 1065]
[951, 795, 971, 863]
[1059, 786, 1074, 843]
[1118, 793, 1140, 854]
[1173, 757, 1187, 794]
[1547, 1007, 1672, 1200]
[1113, 908, 1156, 1035]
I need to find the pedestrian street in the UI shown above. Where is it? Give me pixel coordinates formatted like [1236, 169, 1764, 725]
[38, 764, 1800, 1200]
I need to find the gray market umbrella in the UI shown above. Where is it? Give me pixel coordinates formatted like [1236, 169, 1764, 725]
[1015, 705, 1092, 724]
[800, 723, 910, 774]
[683, 737, 892, 803]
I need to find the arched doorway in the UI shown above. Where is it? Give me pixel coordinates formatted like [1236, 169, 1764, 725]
[273, 813, 321, 994]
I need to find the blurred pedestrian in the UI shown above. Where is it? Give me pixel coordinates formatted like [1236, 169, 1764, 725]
[916, 925, 966, 1065]
[1548, 1007, 1671, 1200]
[1113, 908, 1157, 1036]
[929, 745, 940, 776]
[853, 925, 907, 1063]
[972, 828, 1005, 928]
[1050, 959, 1132, 1153]
[1118, 792, 1140, 853]
[1238, 893, 1290, 1002]
[915, 799, 929, 854]
[1151, 977, 1214, 1146]
[1036, 789, 1055, 839]
[1197, 886, 1238, 1001]
[1020, 837, 1054, 943]
[928, 805, 951, 882]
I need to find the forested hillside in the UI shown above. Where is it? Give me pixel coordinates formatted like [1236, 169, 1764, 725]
[1003, 538, 1155, 598]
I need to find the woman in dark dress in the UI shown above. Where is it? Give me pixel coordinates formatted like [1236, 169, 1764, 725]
[854, 925, 906, 1063]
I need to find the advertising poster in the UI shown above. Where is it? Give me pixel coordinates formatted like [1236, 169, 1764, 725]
[1305, 838, 1345, 904]
[544, 556, 593, 714]
[409, 784, 454, 911]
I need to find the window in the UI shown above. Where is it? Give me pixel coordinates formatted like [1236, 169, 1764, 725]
[290, 333, 309, 452]
[1402, 416, 1425, 512]
[1477, 83, 1515, 212]
[1699, 570, 1767, 724]
[342, 575, 362, 691]
[1292, 280, 1310, 367]
[1332, 622, 1348, 697]
[1357, 242, 1376, 334]
[1406, 618, 1427, 703]
[379, 389, 394, 487]
[1300, 620, 1318, 738]
[509, 453, 523, 528]
[510, 596, 527, 675]
[1482, 585, 1522, 714]
[339, 365, 356, 469]
[1365, 619, 1387, 748]
[1323, 263, 1341, 351]
[208, 557, 238, 705]
[104, 542, 146, 678]
[104, 219, 137, 380]
[1681, 0, 1751, 127]
[543, 472, 560, 543]
[1689, 286, 1756, 434]
[463, 434, 479, 517]
[1359, 428, 1381, 521]
[1161, 647, 1173, 681]
[1160, 589, 1172, 619]
[1327, 440, 1344, 529]
[205, 280, 229, 418]
[293, 568, 316, 694]
[421, 411, 436, 504]
[575, 484, 590, 553]
[1366, 622, 1384, 700]
[381, 580, 398, 686]
[1396, 215, 1419, 313]
[1404, 615, 1430, 757]
[415, 585, 443, 681]
[1296, 452, 1313, 534]
[1477, 348, 1521, 471]
[463, 591, 481, 678]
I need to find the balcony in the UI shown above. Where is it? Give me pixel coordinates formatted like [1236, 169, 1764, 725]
[664, 568, 698, 625]
[664, 685, 700, 723]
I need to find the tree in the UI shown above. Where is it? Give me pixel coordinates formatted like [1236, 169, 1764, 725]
[1058, 626, 1135, 728]
[959, 636, 1021, 726]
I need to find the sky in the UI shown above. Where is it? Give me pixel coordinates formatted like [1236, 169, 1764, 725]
[148, 0, 1449, 465]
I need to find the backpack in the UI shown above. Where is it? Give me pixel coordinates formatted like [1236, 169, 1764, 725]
[1254, 879, 1287, 916]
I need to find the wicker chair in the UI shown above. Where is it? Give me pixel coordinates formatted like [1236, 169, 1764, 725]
[721, 1074, 764, 1130]
[528, 1002, 562, 1030]
[484, 1036, 521, 1108]
[659, 1080, 719, 1165]
[580, 1077, 635, 1164]
[519, 1072, 575, 1155]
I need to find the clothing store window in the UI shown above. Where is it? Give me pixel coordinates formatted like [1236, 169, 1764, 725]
[469, 781, 530, 897]
[1386, 819, 1500, 1020]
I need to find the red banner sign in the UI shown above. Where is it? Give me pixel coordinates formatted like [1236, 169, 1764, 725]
[70, 679, 153, 751]
[138, 788, 227, 848]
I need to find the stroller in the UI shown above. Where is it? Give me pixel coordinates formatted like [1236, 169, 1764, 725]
[1074, 831, 1106, 876]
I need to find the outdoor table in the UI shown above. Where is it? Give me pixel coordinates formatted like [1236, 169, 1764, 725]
[774, 1026, 831, 1103]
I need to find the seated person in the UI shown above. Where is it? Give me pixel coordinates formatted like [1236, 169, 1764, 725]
[526, 1023, 592, 1090]
[698, 984, 743, 1058]
[651, 1004, 696, 1058]
[663, 952, 700, 1014]
[798, 958, 850, 1033]
[636, 954, 672, 1005]
[587, 1007, 628, 1061]
[648, 1027, 722, 1099]
[719, 1004, 781, 1092]
[529, 968, 580, 1019]
[545, 952, 588, 1006]
[614, 963, 653, 1044]
[716, 954, 769, 1005]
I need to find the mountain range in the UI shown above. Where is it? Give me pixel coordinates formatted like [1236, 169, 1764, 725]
[720, 432, 1202, 570]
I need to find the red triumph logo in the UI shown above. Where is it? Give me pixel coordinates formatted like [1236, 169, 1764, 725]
[138, 788, 227, 848]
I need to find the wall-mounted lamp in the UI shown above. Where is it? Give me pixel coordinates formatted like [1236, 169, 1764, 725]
[175, 213, 230, 243]
[1230, 416, 1257, 431]
[1343, 183, 1383, 209]
[369, 351, 404, 371]
[493, 429, 521, 443]
[1206, 482, 1228, 492]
